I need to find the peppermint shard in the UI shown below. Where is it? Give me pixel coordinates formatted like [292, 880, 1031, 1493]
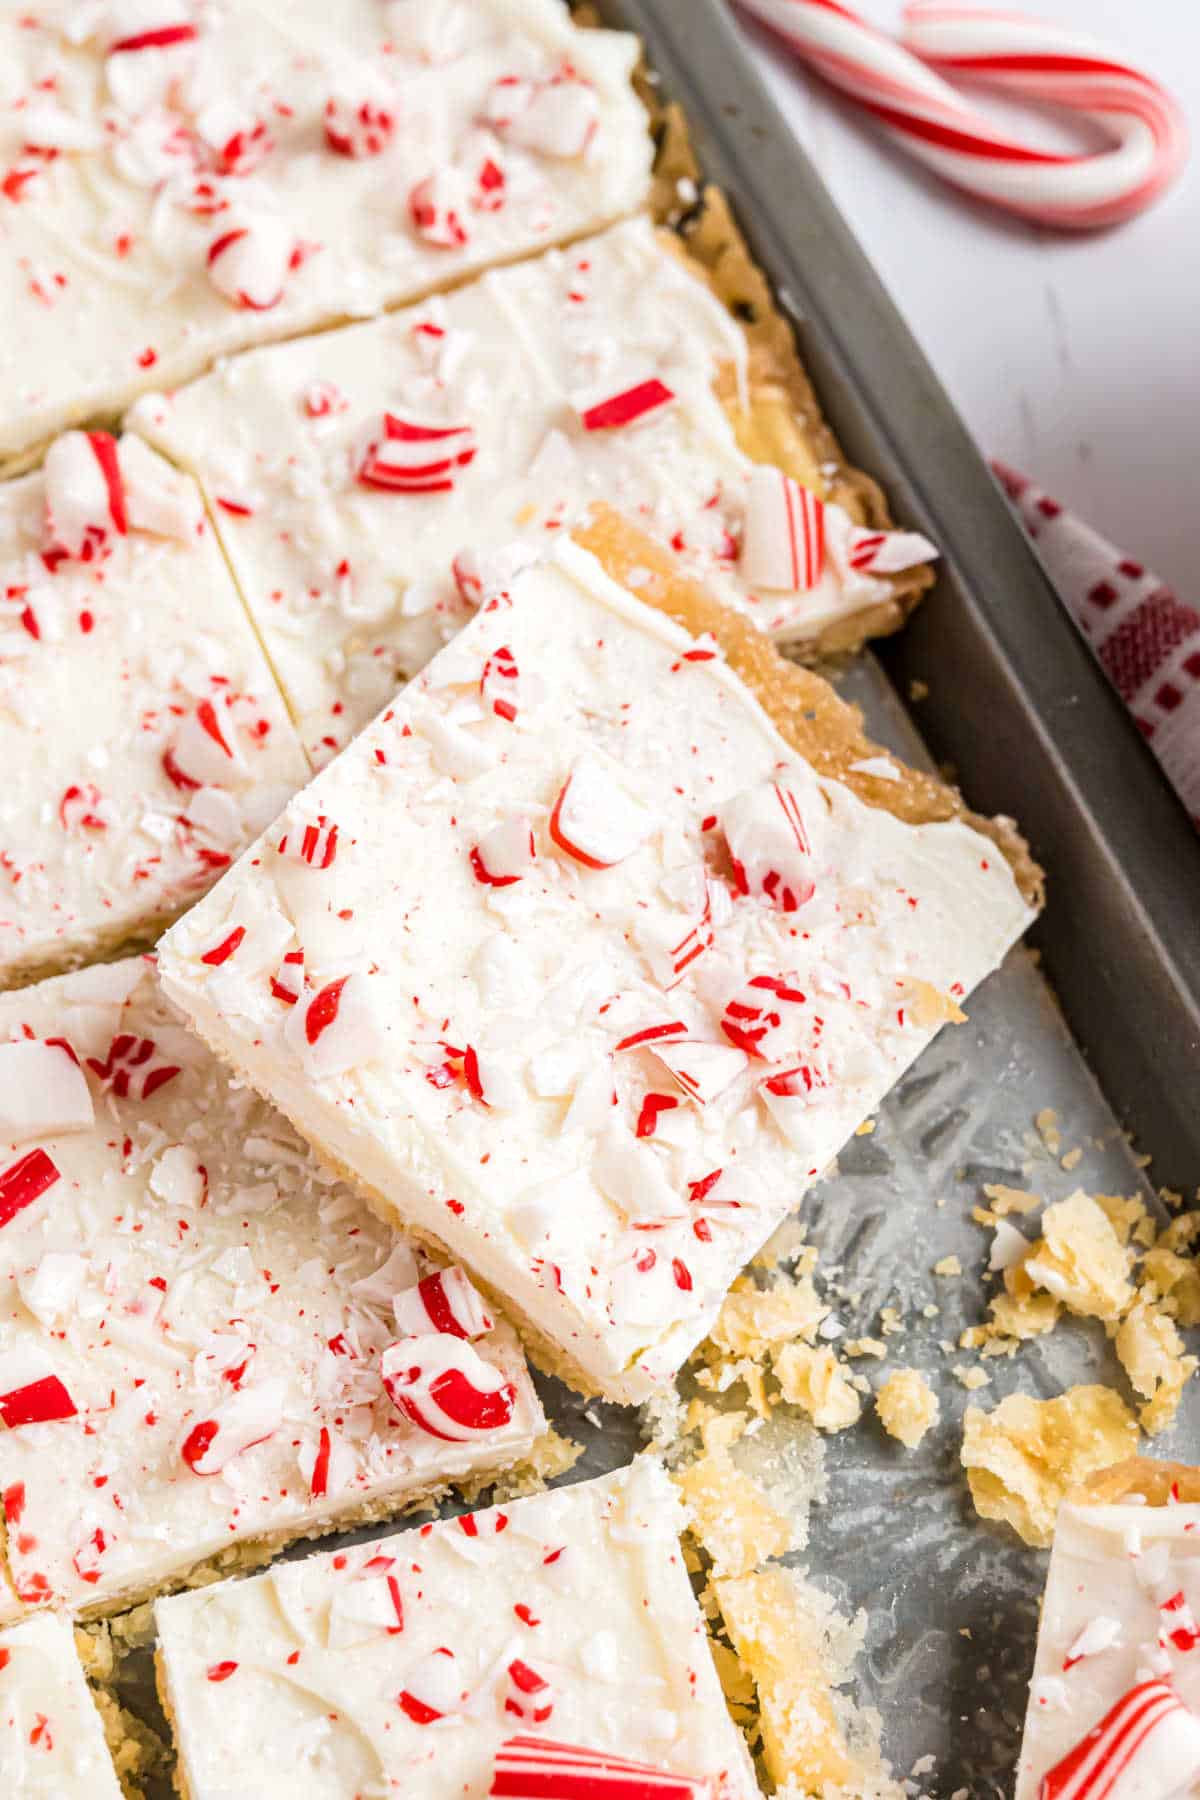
[0, 958, 541, 1619]
[0, 432, 308, 989]
[155, 1459, 758, 1799]
[159, 532, 1036, 1402]
[1014, 1457, 1200, 1799]
[0, 0, 651, 462]
[0, 1612, 122, 1795]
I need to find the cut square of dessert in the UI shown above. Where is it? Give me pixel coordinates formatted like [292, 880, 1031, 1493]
[130, 215, 938, 762]
[155, 1457, 758, 1799]
[158, 520, 1038, 1402]
[0, 1612, 122, 1797]
[0, 431, 309, 989]
[1015, 1457, 1200, 1799]
[0, 0, 650, 467]
[0, 956, 543, 1621]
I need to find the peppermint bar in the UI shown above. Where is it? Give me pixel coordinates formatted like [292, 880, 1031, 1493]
[0, 0, 650, 464]
[0, 1612, 121, 1796]
[155, 1458, 758, 1799]
[131, 215, 937, 761]
[1015, 1457, 1200, 1799]
[0, 957, 542, 1619]
[0, 431, 307, 989]
[158, 527, 1036, 1401]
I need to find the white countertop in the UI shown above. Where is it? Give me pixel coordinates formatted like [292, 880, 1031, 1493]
[739, 0, 1197, 599]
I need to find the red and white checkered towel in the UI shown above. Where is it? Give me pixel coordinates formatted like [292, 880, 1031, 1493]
[993, 463, 1200, 826]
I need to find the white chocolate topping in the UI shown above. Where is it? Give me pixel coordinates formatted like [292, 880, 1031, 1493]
[0, 1611, 121, 1796]
[1016, 1494, 1200, 1799]
[159, 540, 1032, 1402]
[0, 0, 651, 461]
[156, 1458, 758, 1799]
[131, 216, 936, 761]
[0, 956, 542, 1619]
[0, 433, 308, 988]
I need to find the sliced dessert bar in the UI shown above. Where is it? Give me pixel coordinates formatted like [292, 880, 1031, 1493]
[0, 0, 650, 464]
[1015, 1457, 1200, 1798]
[0, 957, 542, 1620]
[0, 1612, 121, 1796]
[155, 1458, 757, 1799]
[159, 524, 1036, 1401]
[0, 432, 307, 988]
[131, 215, 937, 761]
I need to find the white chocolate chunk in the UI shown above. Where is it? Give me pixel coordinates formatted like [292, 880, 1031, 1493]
[160, 540, 1032, 1402]
[156, 1460, 758, 1800]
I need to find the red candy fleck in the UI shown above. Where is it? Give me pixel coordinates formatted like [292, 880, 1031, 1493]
[635, 1093, 679, 1139]
[480, 644, 520, 722]
[206, 1662, 239, 1683]
[0, 1373, 77, 1428]
[615, 1022, 687, 1053]
[309, 1425, 331, 1498]
[200, 925, 246, 967]
[305, 976, 349, 1046]
[59, 783, 107, 833]
[324, 95, 395, 158]
[109, 23, 198, 53]
[580, 378, 675, 432]
[180, 1420, 218, 1471]
[0, 1148, 61, 1229]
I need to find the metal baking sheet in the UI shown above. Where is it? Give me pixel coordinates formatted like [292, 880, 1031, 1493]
[107, 6, 1200, 1794]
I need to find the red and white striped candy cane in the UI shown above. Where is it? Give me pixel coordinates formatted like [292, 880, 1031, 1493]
[734, 0, 1188, 229]
[489, 1736, 713, 1799]
[1037, 1678, 1200, 1799]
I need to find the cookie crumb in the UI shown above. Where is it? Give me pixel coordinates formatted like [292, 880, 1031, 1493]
[960, 1385, 1139, 1547]
[875, 1369, 940, 1449]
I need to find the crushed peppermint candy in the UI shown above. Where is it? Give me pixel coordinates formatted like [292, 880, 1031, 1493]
[207, 214, 296, 311]
[358, 414, 478, 495]
[740, 466, 825, 594]
[393, 1267, 493, 1342]
[381, 1334, 517, 1441]
[1038, 1678, 1200, 1798]
[490, 1735, 713, 1798]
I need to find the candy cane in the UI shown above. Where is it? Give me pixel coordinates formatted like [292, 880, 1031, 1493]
[1038, 1677, 1200, 1798]
[734, 0, 1188, 229]
[490, 1736, 713, 1799]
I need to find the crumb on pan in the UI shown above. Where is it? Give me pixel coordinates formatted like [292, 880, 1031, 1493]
[875, 1370, 940, 1450]
[774, 1345, 863, 1434]
[963, 1184, 1200, 1431]
[960, 1384, 1140, 1548]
